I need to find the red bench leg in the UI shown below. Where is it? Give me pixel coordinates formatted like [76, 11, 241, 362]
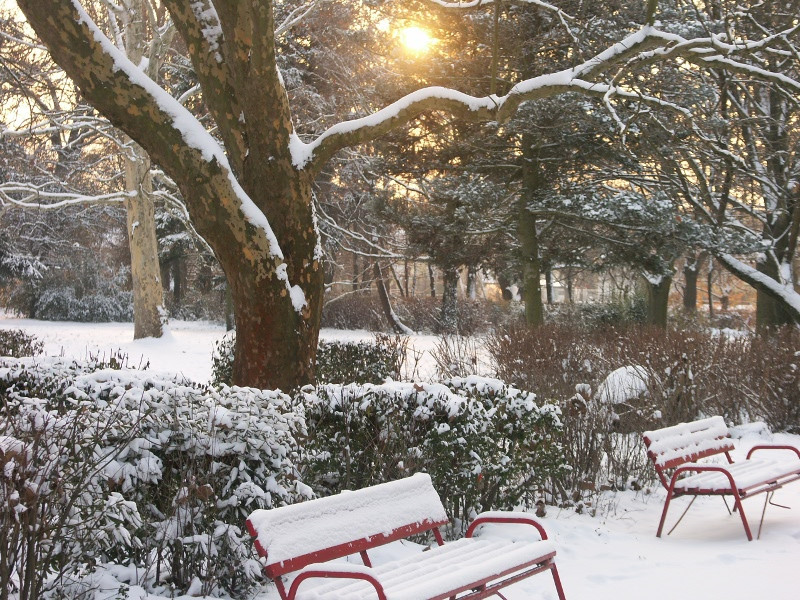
[656, 489, 676, 538]
[551, 563, 568, 600]
[731, 490, 753, 541]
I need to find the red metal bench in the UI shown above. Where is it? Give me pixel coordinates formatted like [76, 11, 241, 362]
[643, 416, 800, 540]
[246, 473, 567, 600]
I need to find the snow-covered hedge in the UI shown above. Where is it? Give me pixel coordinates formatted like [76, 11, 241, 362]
[1, 356, 569, 596]
[0, 356, 308, 598]
[299, 376, 566, 534]
[212, 332, 401, 386]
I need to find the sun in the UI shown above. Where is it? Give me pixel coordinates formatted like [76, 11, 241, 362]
[399, 26, 434, 55]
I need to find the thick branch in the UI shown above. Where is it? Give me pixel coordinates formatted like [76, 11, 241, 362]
[15, 0, 287, 281]
[161, 0, 247, 173]
[716, 253, 800, 324]
[298, 26, 692, 175]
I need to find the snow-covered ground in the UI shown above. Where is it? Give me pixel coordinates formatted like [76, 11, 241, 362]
[0, 316, 447, 384]
[1, 315, 798, 600]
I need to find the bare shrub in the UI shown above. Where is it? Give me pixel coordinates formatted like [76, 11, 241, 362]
[487, 324, 800, 504]
[431, 335, 484, 378]
[320, 291, 385, 330]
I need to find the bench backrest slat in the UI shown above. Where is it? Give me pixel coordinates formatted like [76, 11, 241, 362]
[643, 416, 733, 470]
[246, 473, 448, 577]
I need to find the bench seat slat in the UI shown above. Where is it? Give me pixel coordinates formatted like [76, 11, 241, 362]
[644, 416, 734, 468]
[673, 459, 800, 494]
[294, 537, 557, 600]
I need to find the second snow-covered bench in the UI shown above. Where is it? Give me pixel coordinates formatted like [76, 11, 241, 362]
[246, 473, 567, 600]
[643, 416, 800, 540]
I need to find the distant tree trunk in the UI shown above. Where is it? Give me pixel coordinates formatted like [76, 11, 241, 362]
[172, 258, 185, 307]
[404, 260, 410, 297]
[466, 265, 478, 300]
[428, 264, 437, 298]
[390, 263, 407, 297]
[707, 258, 715, 319]
[545, 269, 554, 304]
[520, 135, 545, 326]
[124, 146, 165, 339]
[683, 255, 699, 312]
[441, 268, 459, 333]
[120, 6, 168, 340]
[352, 253, 359, 291]
[374, 262, 413, 334]
[519, 206, 544, 325]
[566, 269, 574, 303]
[646, 275, 672, 328]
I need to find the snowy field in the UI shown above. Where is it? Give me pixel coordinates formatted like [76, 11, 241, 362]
[1, 315, 798, 600]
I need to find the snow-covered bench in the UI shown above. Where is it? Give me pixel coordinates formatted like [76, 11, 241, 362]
[246, 473, 567, 600]
[643, 416, 800, 540]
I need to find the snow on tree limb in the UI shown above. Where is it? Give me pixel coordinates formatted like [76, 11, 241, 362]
[0, 185, 132, 215]
[15, 0, 308, 312]
[295, 26, 687, 173]
[716, 253, 800, 324]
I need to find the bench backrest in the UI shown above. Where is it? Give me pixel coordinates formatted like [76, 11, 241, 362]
[246, 473, 449, 577]
[643, 416, 734, 485]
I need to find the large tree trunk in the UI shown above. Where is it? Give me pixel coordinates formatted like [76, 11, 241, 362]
[17, 0, 324, 390]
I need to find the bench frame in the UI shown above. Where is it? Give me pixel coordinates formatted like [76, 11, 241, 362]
[643, 417, 800, 541]
[246, 480, 567, 600]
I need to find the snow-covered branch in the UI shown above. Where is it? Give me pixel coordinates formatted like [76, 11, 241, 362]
[0, 184, 133, 212]
[295, 25, 692, 174]
[275, 1, 323, 37]
[716, 253, 800, 324]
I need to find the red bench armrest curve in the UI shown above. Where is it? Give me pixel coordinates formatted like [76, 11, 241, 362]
[287, 566, 387, 600]
[746, 445, 800, 460]
[466, 511, 549, 541]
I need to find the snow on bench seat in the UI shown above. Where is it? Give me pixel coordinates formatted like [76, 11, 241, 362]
[644, 416, 733, 468]
[643, 416, 800, 540]
[246, 474, 567, 600]
[293, 537, 557, 600]
[672, 458, 800, 494]
[247, 474, 448, 572]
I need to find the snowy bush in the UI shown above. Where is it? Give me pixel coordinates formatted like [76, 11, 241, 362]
[0, 328, 43, 357]
[7, 262, 133, 323]
[212, 332, 401, 386]
[299, 376, 566, 534]
[0, 357, 308, 598]
[315, 336, 401, 384]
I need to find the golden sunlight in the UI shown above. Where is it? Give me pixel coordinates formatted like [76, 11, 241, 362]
[399, 26, 434, 55]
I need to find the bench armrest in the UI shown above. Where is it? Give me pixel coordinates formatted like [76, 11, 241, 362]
[465, 510, 548, 541]
[668, 464, 738, 492]
[746, 445, 800, 460]
[288, 564, 387, 600]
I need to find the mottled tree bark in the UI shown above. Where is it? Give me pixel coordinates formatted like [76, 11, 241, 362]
[124, 147, 164, 339]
